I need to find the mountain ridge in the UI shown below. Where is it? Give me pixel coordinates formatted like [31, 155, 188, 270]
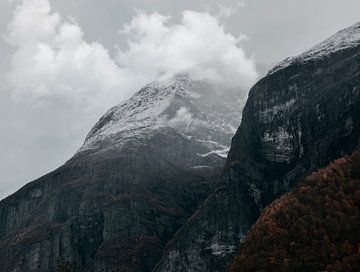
[155, 21, 360, 272]
[0, 73, 247, 272]
[269, 21, 360, 74]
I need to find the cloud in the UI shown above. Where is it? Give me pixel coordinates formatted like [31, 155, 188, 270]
[157, 107, 193, 129]
[237, 2, 246, 8]
[5, 0, 257, 109]
[117, 10, 257, 88]
[157, 107, 212, 133]
[5, 0, 140, 110]
[217, 4, 237, 18]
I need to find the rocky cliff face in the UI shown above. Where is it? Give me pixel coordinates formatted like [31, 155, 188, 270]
[155, 22, 360, 272]
[0, 74, 245, 272]
[230, 151, 360, 272]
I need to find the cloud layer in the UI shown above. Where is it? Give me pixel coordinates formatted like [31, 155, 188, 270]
[5, 0, 136, 110]
[117, 10, 257, 87]
[5, 0, 257, 109]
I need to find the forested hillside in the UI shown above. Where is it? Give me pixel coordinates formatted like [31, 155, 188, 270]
[231, 151, 360, 272]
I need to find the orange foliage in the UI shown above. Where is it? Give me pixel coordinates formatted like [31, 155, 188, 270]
[230, 151, 360, 272]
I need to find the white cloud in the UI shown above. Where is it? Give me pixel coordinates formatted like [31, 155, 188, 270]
[5, 0, 140, 110]
[237, 2, 246, 8]
[168, 107, 193, 128]
[157, 107, 212, 133]
[117, 10, 257, 88]
[217, 5, 236, 18]
[157, 107, 193, 129]
[5, 0, 257, 109]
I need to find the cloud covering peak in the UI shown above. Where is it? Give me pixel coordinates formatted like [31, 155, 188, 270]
[117, 10, 257, 87]
[5, 0, 257, 108]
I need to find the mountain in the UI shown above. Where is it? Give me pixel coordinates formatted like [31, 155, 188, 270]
[82, 73, 243, 158]
[230, 151, 360, 272]
[0, 74, 246, 272]
[2, 21, 360, 272]
[154, 22, 360, 271]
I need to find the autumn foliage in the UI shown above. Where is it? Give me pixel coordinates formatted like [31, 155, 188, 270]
[230, 151, 360, 272]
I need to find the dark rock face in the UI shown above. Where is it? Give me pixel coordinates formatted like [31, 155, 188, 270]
[0, 129, 218, 272]
[155, 23, 360, 271]
[0, 75, 245, 272]
[230, 151, 360, 272]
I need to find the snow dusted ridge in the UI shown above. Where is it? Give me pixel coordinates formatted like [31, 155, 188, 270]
[80, 74, 245, 157]
[269, 21, 360, 74]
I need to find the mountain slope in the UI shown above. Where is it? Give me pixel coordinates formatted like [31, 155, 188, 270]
[155, 22, 360, 272]
[230, 151, 360, 272]
[81, 74, 243, 157]
[0, 74, 245, 272]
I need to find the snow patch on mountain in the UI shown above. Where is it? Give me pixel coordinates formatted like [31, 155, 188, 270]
[80, 74, 245, 156]
[270, 21, 360, 74]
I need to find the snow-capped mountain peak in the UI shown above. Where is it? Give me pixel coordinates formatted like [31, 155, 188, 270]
[270, 21, 360, 74]
[80, 74, 246, 157]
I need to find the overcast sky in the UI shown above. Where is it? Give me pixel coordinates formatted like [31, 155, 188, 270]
[1, 0, 360, 199]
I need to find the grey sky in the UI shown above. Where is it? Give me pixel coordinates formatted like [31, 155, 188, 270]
[0, 0, 360, 199]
